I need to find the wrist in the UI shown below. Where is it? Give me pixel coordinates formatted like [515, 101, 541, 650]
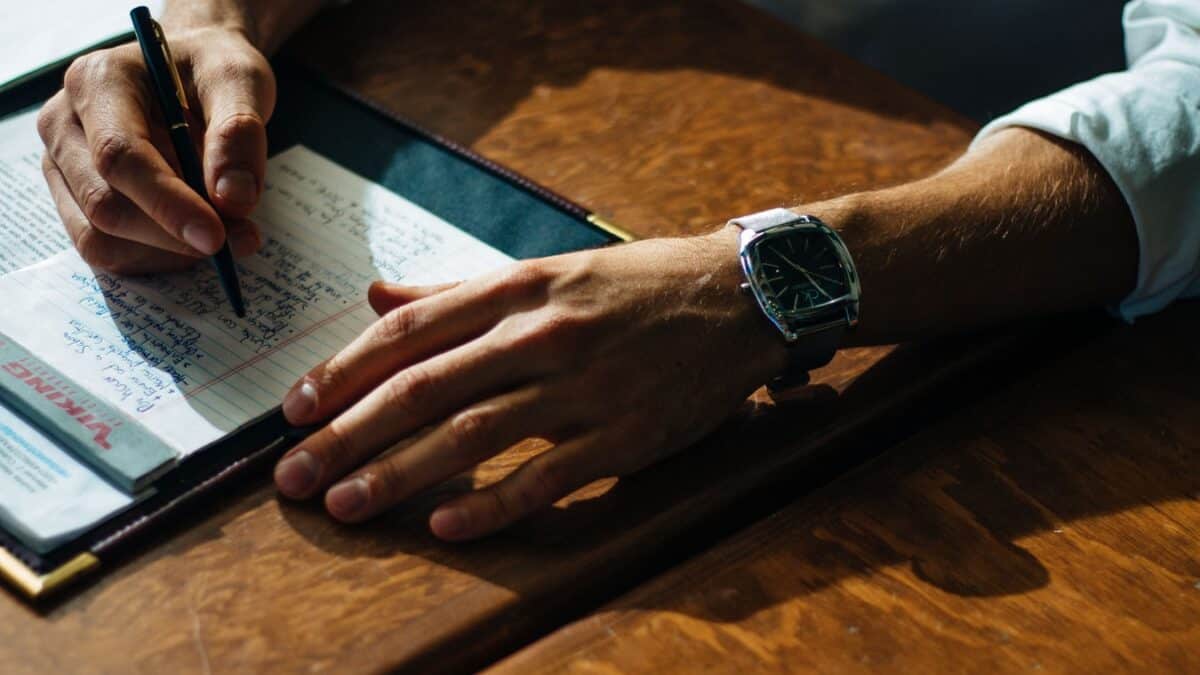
[784, 190, 902, 347]
[161, 1, 256, 44]
[161, 0, 326, 55]
[697, 223, 796, 384]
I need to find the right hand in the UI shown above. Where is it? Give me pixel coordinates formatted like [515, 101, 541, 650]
[37, 25, 275, 274]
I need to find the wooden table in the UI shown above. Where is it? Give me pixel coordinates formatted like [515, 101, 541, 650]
[1, 1, 1167, 673]
[491, 304, 1200, 674]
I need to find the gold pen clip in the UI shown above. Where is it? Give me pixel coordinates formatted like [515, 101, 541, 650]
[152, 20, 190, 115]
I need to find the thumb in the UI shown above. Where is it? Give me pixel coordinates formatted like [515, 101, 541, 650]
[197, 51, 276, 219]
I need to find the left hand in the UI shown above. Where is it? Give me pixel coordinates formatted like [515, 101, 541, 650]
[273, 227, 787, 540]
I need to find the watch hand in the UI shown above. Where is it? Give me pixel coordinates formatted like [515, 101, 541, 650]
[776, 250, 836, 298]
[797, 268, 834, 300]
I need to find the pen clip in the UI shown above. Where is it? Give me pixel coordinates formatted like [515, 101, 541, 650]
[151, 20, 190, 113]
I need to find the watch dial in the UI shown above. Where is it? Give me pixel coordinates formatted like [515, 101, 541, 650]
[753, 232, 848, 313]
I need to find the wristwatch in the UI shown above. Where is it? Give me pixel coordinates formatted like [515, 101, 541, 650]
[730, 208, 860, 389]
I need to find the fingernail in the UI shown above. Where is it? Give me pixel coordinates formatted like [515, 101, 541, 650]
[182, 222, 221, 254]
[282, 379, 317, 422]
[275, 450, 320, 497]
[430, 507, 468, 539]
[215, 169, 257, 206]
[327, 477, 369, 520]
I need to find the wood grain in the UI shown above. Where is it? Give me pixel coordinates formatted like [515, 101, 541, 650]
[492, 304, 1200, 674]
[0, 1, 1000, 673]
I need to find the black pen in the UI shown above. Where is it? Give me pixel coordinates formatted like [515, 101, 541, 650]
[130, 5, 246, 317]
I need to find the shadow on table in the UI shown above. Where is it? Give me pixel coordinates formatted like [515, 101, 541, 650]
[274, 309, 1196, 626]
[261, 310, 1185, 614]
[5, 2, 1158, 665]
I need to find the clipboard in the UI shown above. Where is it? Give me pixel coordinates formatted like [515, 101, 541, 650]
[0, 59, 632, 599]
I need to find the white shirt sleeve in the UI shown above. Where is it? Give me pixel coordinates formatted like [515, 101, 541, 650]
[970, 0, 1200, 321]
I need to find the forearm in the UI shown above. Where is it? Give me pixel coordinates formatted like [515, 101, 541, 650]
[797, 127, 1139, 345]
[162, 0, 327, 54]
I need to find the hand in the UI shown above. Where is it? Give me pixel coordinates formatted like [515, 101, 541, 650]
[37, 25, 274, 274]
[273, 228, 788, 540]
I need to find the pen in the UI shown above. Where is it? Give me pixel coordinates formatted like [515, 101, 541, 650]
[129, 5, 246, 318]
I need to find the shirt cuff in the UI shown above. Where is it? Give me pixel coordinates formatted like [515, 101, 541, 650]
[970, 61, 1200, 322]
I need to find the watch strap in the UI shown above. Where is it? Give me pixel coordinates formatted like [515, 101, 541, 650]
[769, 323, 843, 391]
[727, 207, 801, 233]
[787, 322, 843, 371]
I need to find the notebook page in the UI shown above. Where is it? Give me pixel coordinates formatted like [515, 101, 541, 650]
[0, 145, 514, 457]
[0, 109, 72, 273]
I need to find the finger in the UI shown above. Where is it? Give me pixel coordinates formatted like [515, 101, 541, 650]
[281, 283, 507, 425]
[65, 53, 226, 254]
[367, 280, 461, 315]
[429, 433, 610, 540]
[194, 50, 276, 217]
[274, 335, 537, 499]
[39, 105, 204, 257]
[321, 386, 563, 522]
[42, 154, 199, 274]
[225, 218, 263, 257]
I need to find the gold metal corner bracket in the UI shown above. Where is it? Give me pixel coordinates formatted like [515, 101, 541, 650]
[0, 547, 99, 599]
[587, 213, 636, 242]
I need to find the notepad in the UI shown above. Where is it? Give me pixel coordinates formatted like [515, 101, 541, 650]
[0, 143, 513, 550]
[0, 1, 164, 93]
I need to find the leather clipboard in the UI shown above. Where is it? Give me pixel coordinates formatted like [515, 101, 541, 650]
[0, 59, 632, 599]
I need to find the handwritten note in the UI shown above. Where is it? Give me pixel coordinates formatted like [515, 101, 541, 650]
[0, 145, 514, 456]
[0, 109, 72, 273]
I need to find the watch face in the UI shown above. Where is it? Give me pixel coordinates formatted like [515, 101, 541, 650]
[748, 229, 850, 315]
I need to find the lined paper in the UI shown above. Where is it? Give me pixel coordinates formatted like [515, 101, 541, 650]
[0, 145, 514, 456]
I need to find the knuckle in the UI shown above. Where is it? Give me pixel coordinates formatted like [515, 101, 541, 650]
[79, 183, 122, 231]
[511, 310, 593, 367]
[62, 53, 96, 95]
[64, 49, 135, 96]
[384, 367, 435, 417]
[212, 110, 265, 145]
[215, 52, 270, 85]
[521, 459, 567, 511]
[445, 408, 495, 457]
[315, 356, 348, 396]
[377, 306, 418, 343]
[485, 487, 514, 527]
[366, 461, 406, 502]
[489, 260, 551, 302]
[322, 421, 358, 464]
[91, 133, 137, 181]
[35, 101, 60, 145]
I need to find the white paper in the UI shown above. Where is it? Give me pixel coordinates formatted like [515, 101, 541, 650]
[0, 0, 163, 92]
[0, 109, 72, 273]
[0, 145, 514, 457]
[0, 404, 132, 552]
